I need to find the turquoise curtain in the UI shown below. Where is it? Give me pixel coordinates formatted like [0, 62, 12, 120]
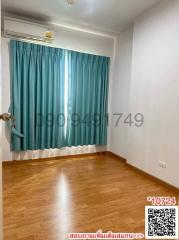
[10, 40, 66, 151]
[66, 50, 110, 146]
[10, 40, 110, 151]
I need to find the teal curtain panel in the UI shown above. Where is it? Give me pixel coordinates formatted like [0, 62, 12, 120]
[10, 40, 66, 151]
[10, 40, 110, 151]
[66, 50, 110, 146]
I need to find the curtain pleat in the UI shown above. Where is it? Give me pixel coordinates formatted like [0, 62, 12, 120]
[10, 40, 66, 151]
[10, 40, 110, 151]
[66, 50, 110, 146]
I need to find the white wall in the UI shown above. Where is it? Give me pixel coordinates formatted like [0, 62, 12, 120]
[110, 0, 179, 188]
[53, 25, 114, 57]
[128, 0, 179, 188]
[2, 23, 115, 161]
[109, 28, 133, 159]
[0, 2, 2, 239]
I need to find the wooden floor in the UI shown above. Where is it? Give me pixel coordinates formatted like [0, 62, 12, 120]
[3, 154, 178, 240]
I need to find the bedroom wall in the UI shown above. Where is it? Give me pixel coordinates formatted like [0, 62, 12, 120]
[0, 7, 2, 240]
[109, 27, 133, 159]
[110, 0, 179, 188]
[1, 22, 115, 161]
[128, 0, 179, 188]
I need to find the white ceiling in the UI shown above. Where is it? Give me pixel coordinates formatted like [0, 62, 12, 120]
[2, 0, 161, 34]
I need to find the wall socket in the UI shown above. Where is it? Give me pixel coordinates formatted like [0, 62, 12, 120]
[159, 161, 166, 168]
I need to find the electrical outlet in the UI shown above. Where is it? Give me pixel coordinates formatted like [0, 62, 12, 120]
[159, 161, 166, 168]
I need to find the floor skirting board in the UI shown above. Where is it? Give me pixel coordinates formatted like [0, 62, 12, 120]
[106, 151, 179, 193]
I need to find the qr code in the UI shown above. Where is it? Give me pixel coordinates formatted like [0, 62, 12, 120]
[145, 206, 178, 239]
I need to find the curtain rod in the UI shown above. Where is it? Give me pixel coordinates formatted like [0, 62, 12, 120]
[6, 36, 111, 58]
